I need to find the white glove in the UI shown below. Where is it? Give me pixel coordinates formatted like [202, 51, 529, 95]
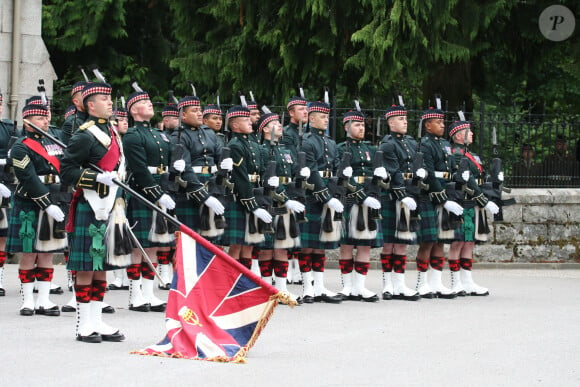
[363, 196, 381, 209]
[220, 158, 233, 171]
[0, 158, 6, 166]
[253, 208, 272, 223]
[497, 172, 504, 182]
[299, 167, 311, 178]
[95, 171, 118, 187]
[461, 170, 470, 182]
[373, 167, 388, 179]
[267, 176, 279, 188]
[204, 196, 225, 215]
[0, 183, 11, 198]
[416, 168, 427, 179]
[285, 199, 305, 213]
[401, 197, 417, 211]
[158, 194, 176, 210]
[327, 197, 344, 213]
[342, 166, 353, 178]
[45, 205, 65, 222]
[443, 200, 463, 216]
[173, 159, 186, 172]
[484, 201, 499, 215]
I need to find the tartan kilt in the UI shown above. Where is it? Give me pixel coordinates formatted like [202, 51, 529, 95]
[126, 191, 175, 248]
[6, 198, 65, 253]
[67, 199, 126, 272]
[415, 197, 438, 244]
[220, 199, 248, 246]
[173, 192, 200, 231]
[380, 196, 415, 245]
[0, 207, 10, 236]
[301, 200, 340, 250]
[454, 207, 475, 242]
[341, 202, 383, 247]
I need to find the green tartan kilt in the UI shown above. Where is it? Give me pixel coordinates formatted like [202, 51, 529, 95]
[6, 198, 65, 253]
[300, 200, 340, 250]
[415, 197, 438, 244]
[126, 192, 175, 248]
[0, 207, 10, 237]
[67, 199, 125, 272]
[220, 199, 248, 246]
[454, 206, 475, 242]
[380, 196, 416, 245]
[340, 202, 383, 247]
[173, 193, 200, 231]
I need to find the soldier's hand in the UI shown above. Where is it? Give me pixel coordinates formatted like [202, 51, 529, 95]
[204, 196, 225, 215]
[173, 159, 186, 172]
[253, 208, 272, 223]
[363, 196, 381, 209]
[158, 194, 176, 210]
[342, 166, 353, 178]
[220, 158, 233, 171]
[285, 199, 305, 213]
[461, 170, 470, 182]
[373, 167, 388, 179]
[443, 200, 463, 216]
[267, 176, 279, 188]
[401, 197, 417, 211]
[45, 205, 65, 222]
[497, 172, 504, 182]
[484, 201, 500, 215]
[96, 171, 118, 187]
[0, 183, 11, 198]
[0, 158, 6, 166]
[327, 198, 344, 213]
[299, 167, 311, 178]
[415, 168, 427, 179]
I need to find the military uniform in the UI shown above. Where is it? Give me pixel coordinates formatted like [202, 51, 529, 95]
[202, 104, 226, 148]
[0, 113, 16, 296]
[60, 82, 88, 145]
[6, 104, 66, 316]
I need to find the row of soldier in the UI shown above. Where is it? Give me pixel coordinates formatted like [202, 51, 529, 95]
[0, 79, 504, 344]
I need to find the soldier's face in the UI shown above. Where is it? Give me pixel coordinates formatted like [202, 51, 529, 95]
[249, 109, 261, 124]
[309, 112, 328, 130]
[116, 117, 129, 134]
[89, 94, 113, 119]
[425, 118, 445, 137]
[163, 116, 179, 130]
[346, 121, 365, 140]
[131, 99, 154, 121]
[231, 117, 252, 133]
[182, 106, 203, 127]
[265, 120, 282, 140]
[289, 105, 307, 124]
[388, 115, 407, 134]
[72, 92, 84, 110]
[26, 115, 49, 132]
[203, 114, 222, 131]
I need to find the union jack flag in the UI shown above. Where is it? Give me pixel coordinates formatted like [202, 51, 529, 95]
[133, 225, 288, 362]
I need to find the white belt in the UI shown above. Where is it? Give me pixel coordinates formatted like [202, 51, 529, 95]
[192, 165, 217, 174]
[38, 174, 60, 184]
[147, 166, 168, 174]
[434, 171, 450, 179]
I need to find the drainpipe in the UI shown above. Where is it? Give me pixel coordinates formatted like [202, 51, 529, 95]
[10, 0, 21, 121]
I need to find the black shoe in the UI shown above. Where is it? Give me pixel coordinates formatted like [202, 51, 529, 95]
[313, 294, 343, 304]
[61, 305, 76, 312]
[419, 292, 435, 299]
[435, 292, 458, 299]
[102, 305, 115, 314]
[392, 293, 420, 301]
[0, 288, 5, 296]
[150, 303, 167, 312]
[337, 292, 351, 301]
[468, 290, 490, 297]
[382, 291, 393, 300]
[107, 284, 125, 290]
[158, 283, 171, 290]
[50, 286, 64, 295]
[456, 290, 467, 297]
[101, 331, 125, 342]
[129, 303, 151, 312]
[20, 308, 34, 316]
[35, 306, 61, 316]
[298, 295, 314, 304]
[360, 294, 380, 302]
[77, 332, 102, 343]
[292, 280, 303, 285]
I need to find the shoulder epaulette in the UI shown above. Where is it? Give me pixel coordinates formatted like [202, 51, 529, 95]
[79, 120, 95, 131]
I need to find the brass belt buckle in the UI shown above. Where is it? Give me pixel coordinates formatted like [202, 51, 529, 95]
[157, 164, 165, 175]
[45, 174, 54, 184]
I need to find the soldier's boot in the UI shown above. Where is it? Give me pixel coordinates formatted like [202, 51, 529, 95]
[142, 278, 166, 312]
[274, 275, 299, 304]
[450, 270, 467, 296]
[415, 271, 434, 299]
[285, 256, 294, 284]
[250, 258, 261, 277]
[428, 268, 457, 299]
[49, 281, 64, 295]
[62, 290, 77, 312]
[76, 302, 101, 343]
[312, 272, 342, 304]
[382, 272, 394, 300]
[35, 280, 60, 316]
[291, 258, 302, 284]
[272, 259, 300, 304]
[129, 279, 150, 312]
[337, 272, 353, 301]
[90, 301, 124, 342]
[108, 270, 126, 290]
[20, 282, 36, 316]
[299, 271, 315, 304]
[461, 269, 489, 296]
[392, 272, 420, 301]
[352, 272, 379, 302]
[0, 266, 5, 296]
[157, 264, 172, 290]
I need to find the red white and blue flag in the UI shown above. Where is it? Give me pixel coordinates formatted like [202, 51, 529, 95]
[133, 225, 290, 362]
